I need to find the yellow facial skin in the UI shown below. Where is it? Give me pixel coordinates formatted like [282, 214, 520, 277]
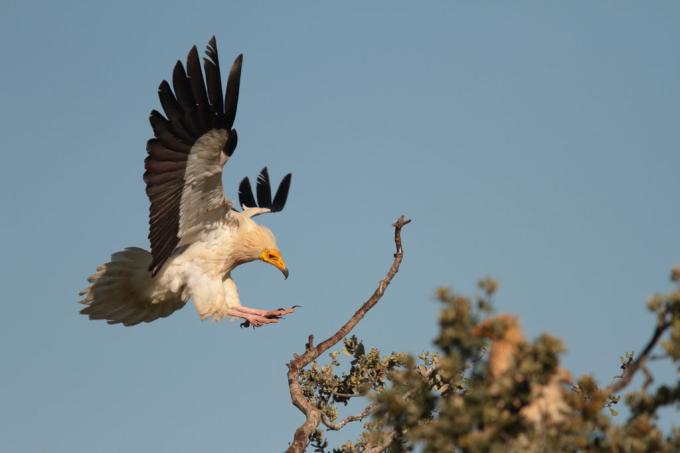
[259, 249, 289, 279]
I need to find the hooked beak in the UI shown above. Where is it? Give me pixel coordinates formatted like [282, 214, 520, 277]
[259, 249, 289, 280]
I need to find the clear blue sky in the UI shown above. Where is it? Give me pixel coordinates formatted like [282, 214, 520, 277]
[1, 1, 678, 451]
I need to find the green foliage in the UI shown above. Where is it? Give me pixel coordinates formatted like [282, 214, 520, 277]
[299, 272, 680, 452]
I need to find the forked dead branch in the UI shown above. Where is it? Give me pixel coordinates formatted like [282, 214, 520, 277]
[284, 215, 411, 453]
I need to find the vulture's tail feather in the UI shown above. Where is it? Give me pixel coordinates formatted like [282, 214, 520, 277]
[79, 247, 184, 326]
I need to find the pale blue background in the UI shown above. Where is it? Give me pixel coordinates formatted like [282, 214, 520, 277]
[1, 1, 679, 452]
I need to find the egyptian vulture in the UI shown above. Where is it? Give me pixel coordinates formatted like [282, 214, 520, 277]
[79, 37, 296, 328]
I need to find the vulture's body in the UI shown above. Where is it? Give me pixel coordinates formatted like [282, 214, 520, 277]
[80, 38, 294, 327]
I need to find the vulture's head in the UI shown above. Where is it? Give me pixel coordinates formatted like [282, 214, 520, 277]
[259, 245, 289, 280]
[235, 219, 289, 279]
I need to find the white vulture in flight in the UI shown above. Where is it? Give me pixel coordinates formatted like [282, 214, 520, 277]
[79, 37, 296, 328]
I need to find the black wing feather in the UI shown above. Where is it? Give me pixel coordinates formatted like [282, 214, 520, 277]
[186, 46, 212, 133]
[238, 177, 257, 208]
[204, 36, 224, 121]
[158, 81, 193, 143]
[256, 167, 272, 208]
[271, 173, 292, 212]
[148, 111, 191, 154]
[223, 128, 238, 157]
[224, 54, 242, 129]
[147, 139, 186, 162]
[172, 61, 199, 137]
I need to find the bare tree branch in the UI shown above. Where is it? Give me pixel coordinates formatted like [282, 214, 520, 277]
[284, 216, 411, 453]
[606, 318, 671, 395]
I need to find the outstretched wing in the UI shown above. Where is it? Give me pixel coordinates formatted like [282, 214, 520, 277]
[144, 37, 241, 275]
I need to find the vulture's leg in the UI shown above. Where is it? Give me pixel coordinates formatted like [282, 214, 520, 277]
[227, 305, 298, 328]
[231, 305, 298, 317]
[226, 309, 280, 327]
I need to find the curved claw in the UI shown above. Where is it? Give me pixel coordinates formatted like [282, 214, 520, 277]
[267, 306, 299, 318]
